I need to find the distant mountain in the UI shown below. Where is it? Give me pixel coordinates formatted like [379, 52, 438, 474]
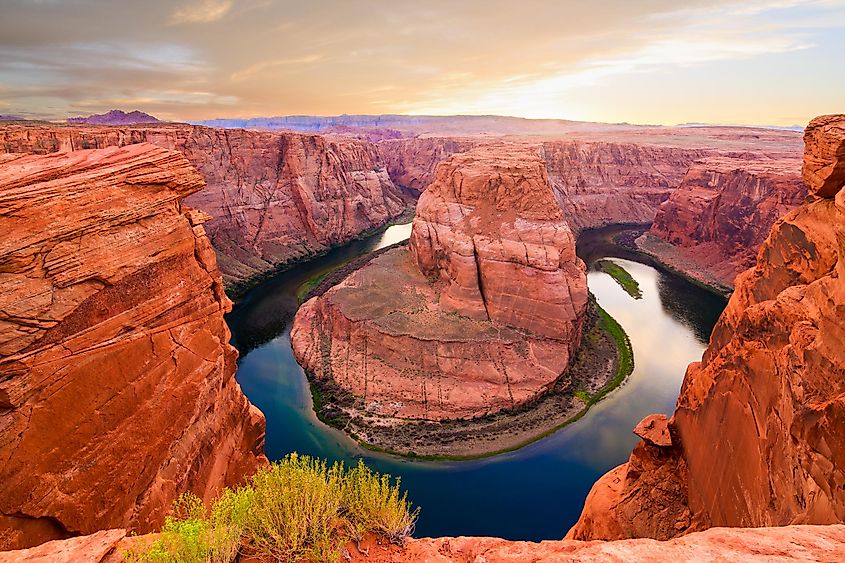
[0, 115, 23, 121]
[189, 114, 632, 136]
[68, 109, 160, 125]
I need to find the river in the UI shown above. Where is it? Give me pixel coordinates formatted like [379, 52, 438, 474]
[226, 223, 727, 540]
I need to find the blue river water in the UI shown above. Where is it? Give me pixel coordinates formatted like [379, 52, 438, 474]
[226, 224, 726, 540]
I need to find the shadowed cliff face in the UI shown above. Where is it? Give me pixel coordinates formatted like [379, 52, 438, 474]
[568, 114, 845, 541]
[0, 145, 266, 550]
[642, 155, 807, 288]
[0, 124, 408, 287]
[291, 144, 588, 421]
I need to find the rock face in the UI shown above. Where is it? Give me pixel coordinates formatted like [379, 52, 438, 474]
[378, 137, 476, 195]
[291, 145, 588, 421]
[568, 115, 845, 541]
[640, 155, 806, 288]
[0, 124, 408, 287]
[4, 524, 845, 562]
[0, 145, 266, 550]
[67, 110, 160, 125]
[542, 141, 710, 230]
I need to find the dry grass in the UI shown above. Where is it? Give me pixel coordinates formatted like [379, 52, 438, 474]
[125, 453, 419, 563]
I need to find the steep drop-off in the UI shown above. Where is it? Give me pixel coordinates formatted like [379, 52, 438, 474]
[377, 137, 476, 195]
[0, 145, 266, 550]
[542, 141, 711, 230]
[0, 124, 408, 288]
[569, 114, 845, 540]
[639, 155, 806, 289]
[291, 144, 588, 422]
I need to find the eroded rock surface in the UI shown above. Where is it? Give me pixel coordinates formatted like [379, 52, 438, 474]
[4, 524, 845, 562]
[378, 137, 476, 195]
[641, 155, 806, 288]
[568, 114, 845, 540]
[291, 145, 588, 421]
[0, 145, 266, 550]
[0, 124, 407, 287]
[542, 141, 710, 230]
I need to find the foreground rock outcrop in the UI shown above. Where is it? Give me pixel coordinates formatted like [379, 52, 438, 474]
[639, 155, 806, 289]
[0, 124, 408, 287]
[569, 114, 845, 540]
[4, 524, 845, 562]
[292, 145, 588, 421]
[0, 145, 266, 550]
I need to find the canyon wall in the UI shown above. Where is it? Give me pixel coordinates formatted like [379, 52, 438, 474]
[0, 124, 408, 288]
[542, 141, 711, 230]
[378, 137, 476, 195]
[639, 155, 806, 289]
[568, 114, 845, 540]
[291, 144, 588, 421]
[0, 145, 266, 550]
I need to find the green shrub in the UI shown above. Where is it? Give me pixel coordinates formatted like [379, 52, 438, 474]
[126, 454, 419, 563]
[342, 459, 419, 544]
[124, 491, 249, 563]
[244, 454, 345, 562]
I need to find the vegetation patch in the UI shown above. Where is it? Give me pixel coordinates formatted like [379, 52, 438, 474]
[124, 454, 419, 563]
[596, 259, 642, 299]
[305, 295, 635, 461]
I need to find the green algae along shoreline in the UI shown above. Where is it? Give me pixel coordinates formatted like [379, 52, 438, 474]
[298, 251, 635, 460]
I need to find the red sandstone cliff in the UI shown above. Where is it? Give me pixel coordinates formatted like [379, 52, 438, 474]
[639, 155, 806, 288]
[542, 141, 711, 230]
[0, 145, 266, 550]
[291, 145, 588, 421]
[377, 137, 476, 195]
[0, 124, 408, 287]
[568, 114, 845, 540]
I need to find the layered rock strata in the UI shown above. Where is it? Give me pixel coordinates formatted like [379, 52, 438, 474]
[0, 124, 408, 287]
[291, 145, 588, 421]
[542, 141, 711, 230]
[377, 137, 476, 195]
[4, 524, 845, 562]
[568, 114, 845, 540]
[0, 145, 266, 550]
[640, 155, 806, 288]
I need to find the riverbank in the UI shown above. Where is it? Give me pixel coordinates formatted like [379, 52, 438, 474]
[578, 224, 732, 298]
[225, 206, 416, 301]
[305, 295, 634, 460]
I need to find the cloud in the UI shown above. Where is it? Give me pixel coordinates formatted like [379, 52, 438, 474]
[230, 55, 323, 82]
[0, 0, 843, 123]
[170, 0, 233, 24]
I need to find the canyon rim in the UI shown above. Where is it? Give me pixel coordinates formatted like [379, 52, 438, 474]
[1, 1, 845, 561]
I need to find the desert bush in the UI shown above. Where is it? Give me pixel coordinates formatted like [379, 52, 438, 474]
[244, 453, 345, 562]
[342, 459, 419, 544]
[126, 453, 418, 563]
[124, 492, 246, 563]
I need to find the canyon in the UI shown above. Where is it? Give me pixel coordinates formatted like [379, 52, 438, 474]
[568, 114, 845, 540]
[0, 145, 266, 550]
[0, 115, 838, 561]
[0, 124, 408, 289]
[638, 155, 807, 290]
[291, 144, 589, 425]
[1, 121, 804, 292]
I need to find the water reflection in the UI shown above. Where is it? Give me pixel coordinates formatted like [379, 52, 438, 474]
[230, 226, 727, 540]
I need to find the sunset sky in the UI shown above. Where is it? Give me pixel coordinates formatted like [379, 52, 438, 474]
[2, 0, 843, 125]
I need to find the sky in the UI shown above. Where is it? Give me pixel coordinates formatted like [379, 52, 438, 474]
[1, 0, 843, 125]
